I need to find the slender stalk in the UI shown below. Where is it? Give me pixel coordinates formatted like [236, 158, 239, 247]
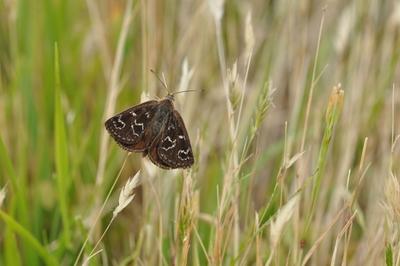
[74, 153, 130, 266]
[85, 0, 112, 80]
[95, 0, 133, 186]
[305, 86, 344, 233]
[54, 43, 71, 246]
[214, 15, 242, 262]
[85, 216, 116, 263]
[300, 10, 325, 151]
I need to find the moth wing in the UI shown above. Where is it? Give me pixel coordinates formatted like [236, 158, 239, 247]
[147, 135, 171, 169]
[148, 110, 194, 169]
[105, 100, 158, 151]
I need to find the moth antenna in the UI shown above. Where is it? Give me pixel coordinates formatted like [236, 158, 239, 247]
[161, 72, 169, 91]
[150, 69, 170, 93]
[172, 89, 203, 96]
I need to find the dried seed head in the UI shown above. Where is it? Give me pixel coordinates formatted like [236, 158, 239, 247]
[227, 61, 237, 85]
[245, 11, 255, 56]
[178, 58, 194, 96]
[384, 173, 400, 223]
[270, 195, 299, 248]
[208, 0, 225, 22]
[113, 171, 141, 218]
[326, 83, 344, 123]
[335, 5, 355, 55]
[228, 61, 240, 110]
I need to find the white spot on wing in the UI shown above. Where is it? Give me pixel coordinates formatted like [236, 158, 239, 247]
[161, 136, 176, 151]
[178, 149, 191, 160]
[114, 115, 125, 129]
[129, 119, 143, 137]
[131, 124, 140, 137]
[168, 124, 175, 130]
[133, 119, 144, 130]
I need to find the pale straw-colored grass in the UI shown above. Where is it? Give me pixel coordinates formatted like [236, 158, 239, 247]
[0, 186, 5, 208]
[1, 1, 400, 265]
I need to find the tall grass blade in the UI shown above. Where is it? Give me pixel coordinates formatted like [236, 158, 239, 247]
[0, 209, 58, 266]
[386, 244, 393, 266]
[0, 135, 37, 262]
[54, 43, 71, 247]
[305, 85, 344, 233]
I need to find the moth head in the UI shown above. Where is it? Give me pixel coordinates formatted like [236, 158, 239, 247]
[166, 93, 175, 101]
[150, 69, 201, 100]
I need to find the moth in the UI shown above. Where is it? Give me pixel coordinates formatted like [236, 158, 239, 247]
[105, 93, 194, 169]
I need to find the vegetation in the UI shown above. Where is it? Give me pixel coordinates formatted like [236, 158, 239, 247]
[0, 0, 399, 265]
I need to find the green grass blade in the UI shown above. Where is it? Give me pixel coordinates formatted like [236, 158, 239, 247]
[386, 244, 393, 266]
[54, 43, 72, 247]
[0, 135, 27, 221]
[305, 86, 344, 234]
[0, 134, 39, 263]
[0, 209, 58, 266]
[4, 201, 22, 266]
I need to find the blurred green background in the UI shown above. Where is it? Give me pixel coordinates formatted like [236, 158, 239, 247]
[0, 0, 400, 265]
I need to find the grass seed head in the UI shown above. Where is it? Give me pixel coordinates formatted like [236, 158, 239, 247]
[270, 195, 299, 248]
[326, 84, 344, 123]
[384, 173, 400, 223]
[208, 0, 225, 22]
[245, 10, 255, 56]
[113, 171, 141, 218]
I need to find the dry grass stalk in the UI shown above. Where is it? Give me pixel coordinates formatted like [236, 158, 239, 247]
[208, 0, 243, 262]
[85, 171, 141, 264]
[266, 195, 299, 266]
[75, 1, 134, 263]
[176, 171, 197, 265]
[330, 210, 358, 266]
[85, 0, 112, 79]
[2, 1, 400, 265]
[0, 186, 6, 208]
[301, 206, 347, 266]
[74, 153, 131, 265]
[95, 0, 134, 186]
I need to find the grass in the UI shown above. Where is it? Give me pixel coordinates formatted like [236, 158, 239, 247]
[0, 0, 400, 265]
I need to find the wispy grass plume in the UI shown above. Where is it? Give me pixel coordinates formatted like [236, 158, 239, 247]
[84, 171, 141, 264]
[113, 171, 141, 218]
